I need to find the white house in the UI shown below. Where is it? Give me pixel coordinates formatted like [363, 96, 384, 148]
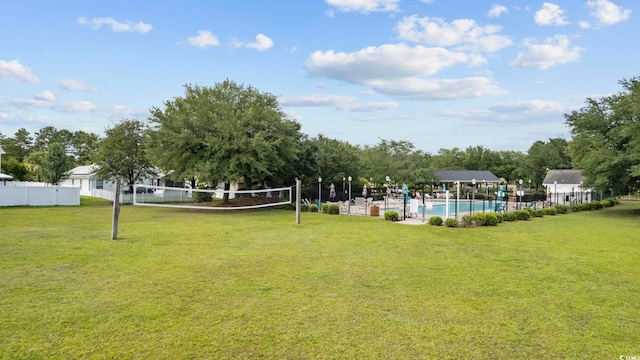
[542, 169, 592, 205]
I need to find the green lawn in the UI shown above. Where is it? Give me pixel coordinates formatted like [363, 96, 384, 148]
[1, 198, 639, 359]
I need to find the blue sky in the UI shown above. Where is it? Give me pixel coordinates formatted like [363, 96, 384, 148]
[0, 0, 637, 153]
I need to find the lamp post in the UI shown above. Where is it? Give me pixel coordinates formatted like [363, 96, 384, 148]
[385, 176, 391, 211]
[318, 177, 322, 212]
[554, 180, 558, 205]
[471, 179, 476, 215]
[363, 184, 368, 217]
[343, 177, 345, 194]
[348, 176, 352, 216]
[455, 181, 460, 221]
[580, 181, 584, 204]
[484, 181, 488, 213]
[518, 179, 523, 210]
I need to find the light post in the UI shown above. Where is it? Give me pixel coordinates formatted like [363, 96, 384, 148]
[554, 180, 558, 205]
[518, 179, 523, 210]
[363, 184, 368, 217]
[343, 177, 345, 194]
[455, 181, 460, 221]
[385, 176, 391, 211]
[484, 181, 488, 213]
[471, 179, 476, 215]
[580, 181, 583, 204]
[318, 177, 322, 212]
[348, 176, 352, 216]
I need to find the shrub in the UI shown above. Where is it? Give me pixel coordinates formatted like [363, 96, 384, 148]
[513, 210, 530, 220]
[591, 201, 603, 209]
[533, 209, 544, 217]
[495, 213, 504, 223]
[502, 212, 517, 221]
[300, 203, 309, 212]
[309, 204, 318, 213]
[193, 186, 213, 203]
[475, 212, 499, 226]
[523, 207, 534, 214]
[384, 211, 399, 221]
[461, 215, 475, 227]
[570, 204, 581, 213]
[554, 205, 568, 214]
[444, 218, 459, 227]
[601, 198, 614, 207]
[543, 207, 556, 216]
[577, 203, 591, 211]
[428, 216, 443, 226]
[321, 203, 329, 213]
[328, 204, 340, 215]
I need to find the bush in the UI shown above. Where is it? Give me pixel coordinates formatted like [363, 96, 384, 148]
[543, 207, 556, 216]
[300, 203, 309, 212]
[193, 185, 213, 203]
[384, 211, 399, 221]
[591, 201, 603, 209]
[502, 212, 517, 221]
[321, 203, 329, 213]
[495, 213, 504, 223]
[577, 203, 591, 211]
[328, 204, 340, 215]
[570, 204, 581, 213]
[309, 204, 318, 213]
[513, 210, 531, 220]
[444, 218, 459, 227]
[428, 216, 443, 226]
[474, 212, 499, 226]
[601, 198, 615, 207]
[554, 205, 568, 214]
[461, 215, 475, 227]
[533, 209, 544, 217]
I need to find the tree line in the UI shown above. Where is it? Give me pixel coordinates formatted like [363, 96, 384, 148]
[1, 77, 638, 197]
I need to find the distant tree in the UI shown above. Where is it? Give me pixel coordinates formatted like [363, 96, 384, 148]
[566, 77, 640, 195]
[93, 119, 156, 193]
[1, 157, 29, 180]
[41, 143, 71, 185]
[431, 147, 464, 170]
[523, 138, 572, 188]
[147, 80, 302, 204]
[360, 139, 429, 188]
[71, 131, 101, 165]
[307, 134, 361, 187]
[24, 151, 45, 182]
[2, 128, 33, 162]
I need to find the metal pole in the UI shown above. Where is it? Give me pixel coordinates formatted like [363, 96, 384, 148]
[455, 181, 460, 221]
[348, 176, 352, 216]
[296, 179, 301, 224]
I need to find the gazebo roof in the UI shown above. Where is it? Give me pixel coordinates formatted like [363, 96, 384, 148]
[542, 169, 585, 186]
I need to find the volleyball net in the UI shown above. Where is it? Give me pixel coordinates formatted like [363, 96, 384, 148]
[132, 184, 293, 211]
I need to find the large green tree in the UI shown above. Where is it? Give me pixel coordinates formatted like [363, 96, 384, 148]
[523, 138, 572, 188]
[93, 119, 156, 192]
[40, 142, 72, 185]
[146, 80, 303, 203]
[566, 77, 640, 195]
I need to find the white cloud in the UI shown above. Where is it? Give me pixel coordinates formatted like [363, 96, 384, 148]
[10, 97, 98, 113]
[587, 0, 631, 25]
[396, 16, 512, 52]
[488, 5, 508, 18]
[534, 3, 568, 26]
[488, 99, 568, 114]
[245, 34, 274, 51]
[306, 43, 480, 83]
[0, 60, 39, 83]
[58, 78, 93, 91]
[510, 35, 583, 70]
[77, 17, 152, 33]
[34, 91, 55, 102]
[279, 94, 397, 111]
[579, 21, 591, 29]
[325, 0, 400, 13]
[366, 77, 506, 100]
[186, 30, 220, 48]
[420, 0, 433, 3]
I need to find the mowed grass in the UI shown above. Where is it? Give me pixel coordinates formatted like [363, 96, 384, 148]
[1, 198, 639, 359]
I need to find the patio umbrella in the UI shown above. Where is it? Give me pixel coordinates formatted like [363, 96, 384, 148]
[0, 173, 13, 180]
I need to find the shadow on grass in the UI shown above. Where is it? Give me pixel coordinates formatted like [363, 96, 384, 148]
[601, 202, 640, 218]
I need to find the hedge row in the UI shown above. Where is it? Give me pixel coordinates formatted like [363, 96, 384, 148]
[425, 198, 619, 228]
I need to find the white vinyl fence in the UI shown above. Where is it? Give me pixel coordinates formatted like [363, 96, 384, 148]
[0, 182, 80, 206]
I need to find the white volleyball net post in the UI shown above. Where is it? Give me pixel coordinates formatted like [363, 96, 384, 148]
[133, 184, 293, 211]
